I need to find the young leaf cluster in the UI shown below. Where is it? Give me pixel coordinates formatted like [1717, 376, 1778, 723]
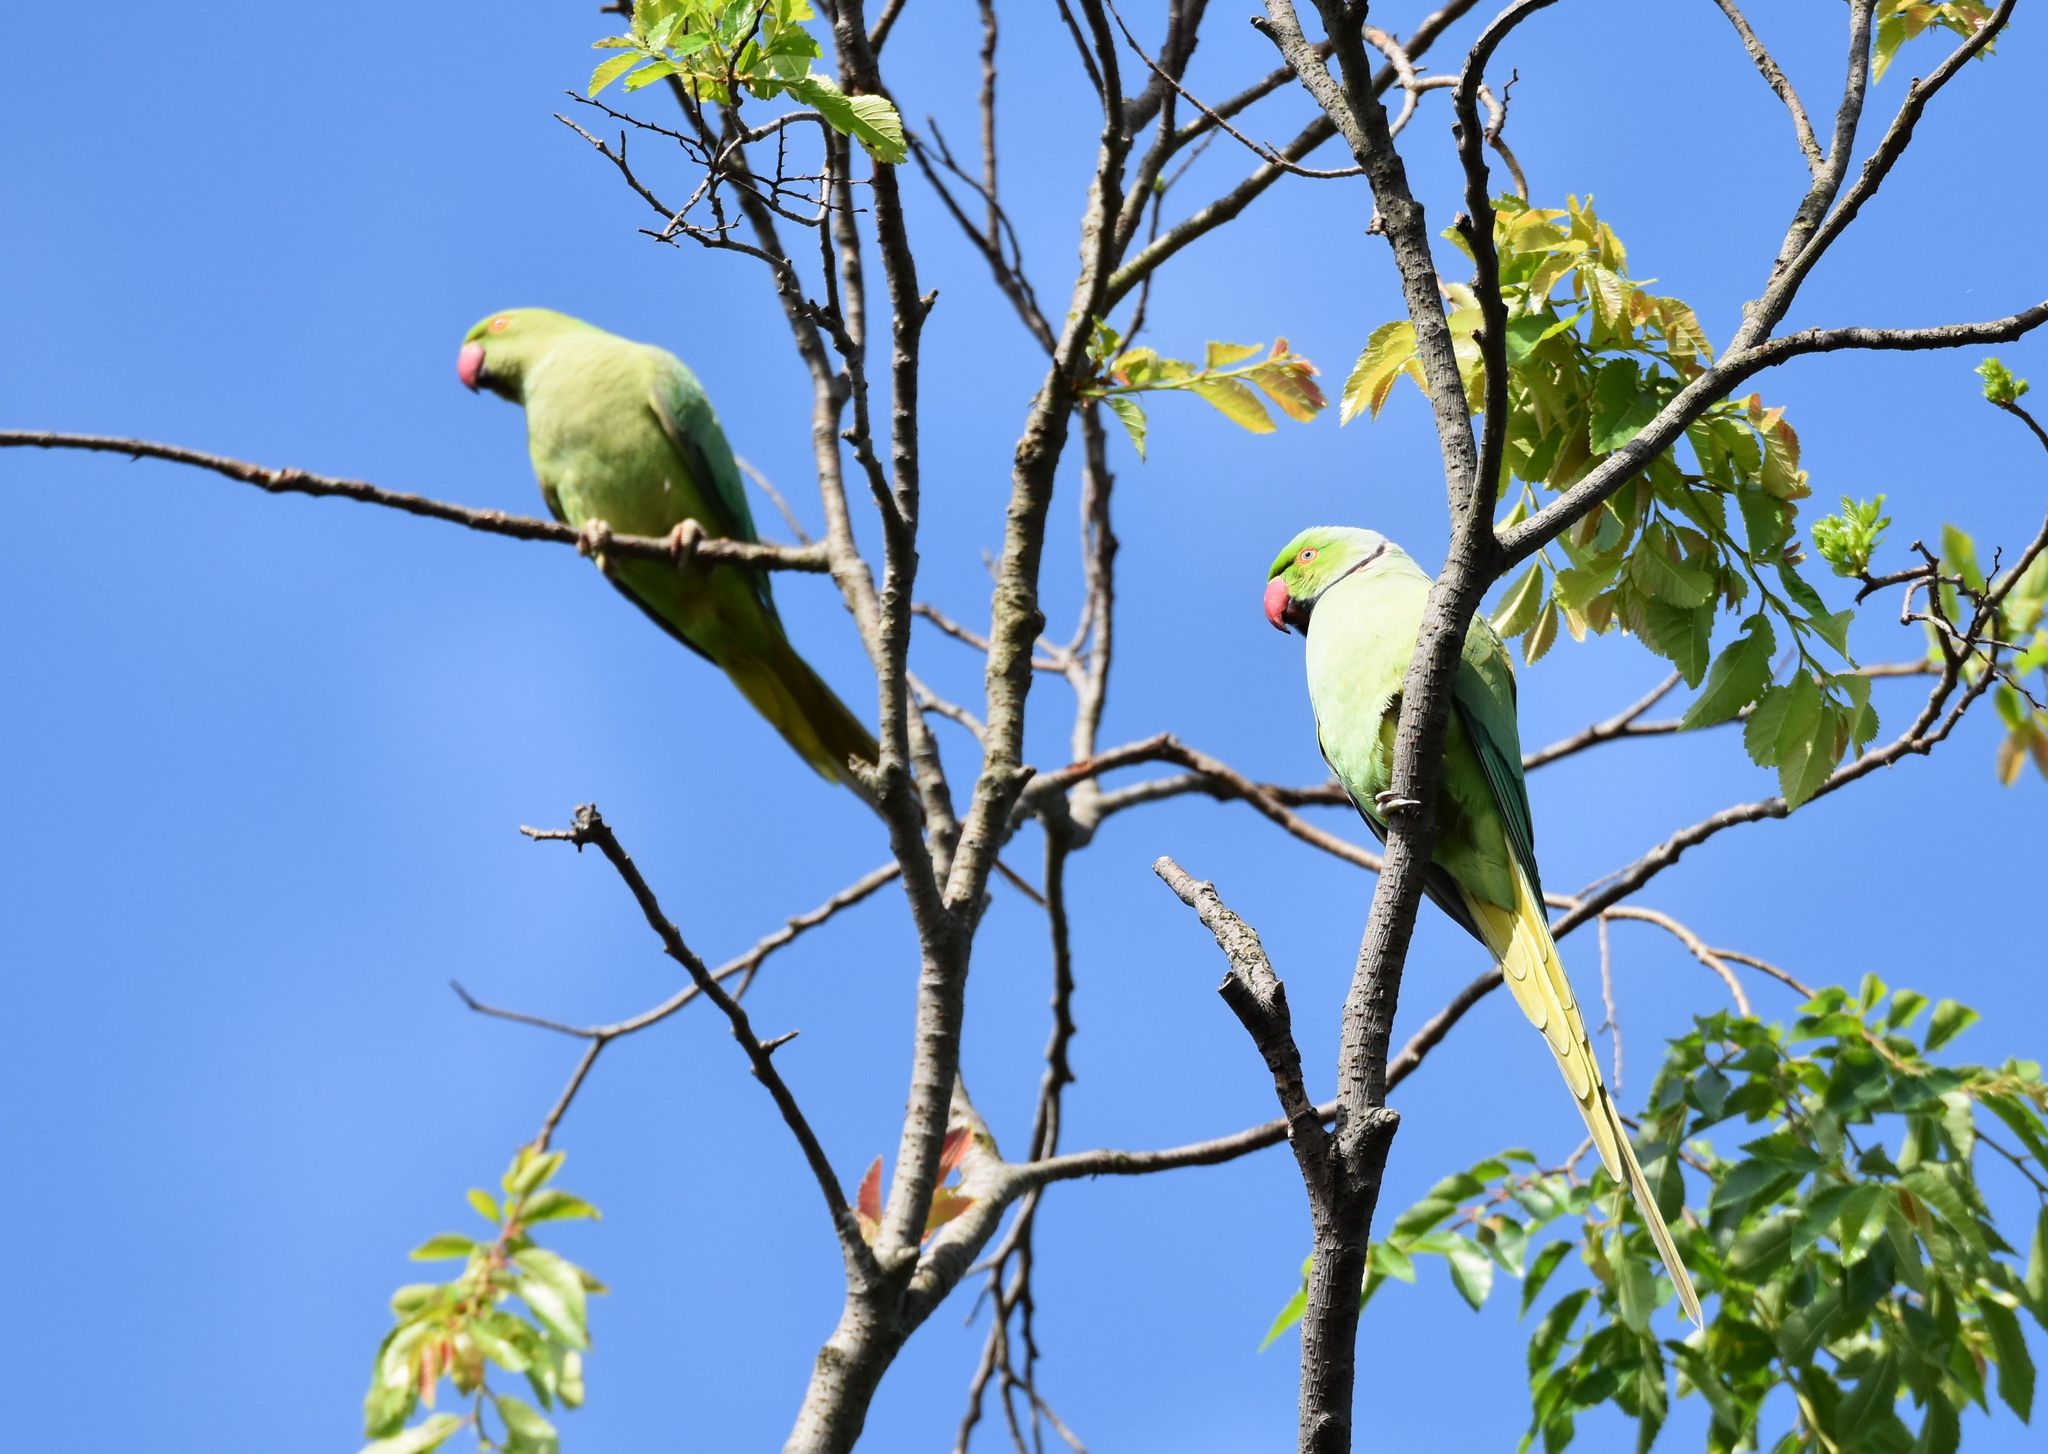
[1268, 980, 2048, 1454]
[1936, 518, 2048, 785]
[361, 1148, 604, 1454]
[590, 0, 905, 164]
[1346, 195, 1875, 806]
[854, 1127, 977, 1244]
[1811, 496, 1893, 581]
[1875, 2, 1999, 80]
[1081, 321, 1326, 461]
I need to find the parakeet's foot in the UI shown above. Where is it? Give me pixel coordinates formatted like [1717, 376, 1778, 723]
[665, 518, 704, 565]
[1374, 789, 1422, 814]
[576, 519, 614, 559]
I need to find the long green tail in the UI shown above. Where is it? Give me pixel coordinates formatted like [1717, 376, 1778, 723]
[723, 634, 878, 790]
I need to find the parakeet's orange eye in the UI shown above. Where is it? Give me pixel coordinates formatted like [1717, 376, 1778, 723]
[489, 317, 510, 332]
[1298, 547, 1318, 563]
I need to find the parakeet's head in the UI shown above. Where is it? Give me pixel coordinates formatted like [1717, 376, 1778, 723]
[1263, 526, 1405, 633]
[456, 308, 587, 402]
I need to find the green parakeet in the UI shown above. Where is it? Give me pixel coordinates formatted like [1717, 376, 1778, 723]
[458, 308, 875, 788]
[1264, 525, 1702, 1325]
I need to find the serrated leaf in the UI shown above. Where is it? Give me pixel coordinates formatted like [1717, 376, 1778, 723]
[1205, 340, 1262, 369]
[1524, 600, 1560, 665]
[1189, 376, 1275, 433]
[1341, 321, 1419, 424]
[1925, 998, 1978, 1052]
[1744, 682, 1794, 767]
[590, 52, 647, 95]
[1683, 615, 1774, 727]
[1588, 360, 1658, 453]
[620, 57, 677, 91]
[1103, 395, 1146, 460]
[783, 75, 905, 163]
[1492, 564, 1546, 639]
[409, 1234, 477, 1262]
[1247, 359, 1327, 422]
[1644, 601, 1712, 686]
[1627, 538, 1714, 608]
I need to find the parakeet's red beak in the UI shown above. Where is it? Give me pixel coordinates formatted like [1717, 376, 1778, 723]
[457, 342, 486, 392]
[1264, 575, 1299, 633]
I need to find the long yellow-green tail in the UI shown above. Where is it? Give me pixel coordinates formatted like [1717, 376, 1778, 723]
[1463, 866, 1704, 1326]
[723, 634, 879, 792]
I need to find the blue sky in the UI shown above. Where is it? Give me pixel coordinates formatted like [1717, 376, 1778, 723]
[4, 3, 2044, 1450]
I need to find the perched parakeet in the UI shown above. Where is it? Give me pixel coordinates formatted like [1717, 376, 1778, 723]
[459, 308, 875, 788]
[1264, 525, 1702, 1325]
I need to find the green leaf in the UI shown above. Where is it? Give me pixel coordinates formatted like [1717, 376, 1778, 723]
[467, 1189, 501, 1224]
[389, 1283, 444, 1316]
[2028, 1206, 2048, 1317]
[1942, 525, 1986, 594]
[1644, 601, 1712, 687]
[1522, 1240, 1572, 1315]
[620, 57, 677, 91]
[1980, 1296, 2035, 1418]
[1492, 564, 1547, 639]
[1766, 673, 1836, 807]
[1444, 1236, 1496, 1310]
[1340, 321, 1420, 424]
[518, 1189, 601, 1225]
[504, 1148, 566, 1199]
[1525, 600, 1561, 666]
[1724, 1209, 1799, 1282]
[1205, 340, 1262, 369]
[1613, 1254, 1655, 1333]
[513, 1248, 590, 1350]
[1683, 615, 1774, 727]
[1978, 357, 2031, 405]
[358, 1414, 464, 1454]
[1188, 376, 1276, 434]
[494, 1393, 561, 1454]
[1259, 1285, 1306, 1350]
[1372, 1240, 1417, 1283]
[1835, 1349, 1901, 1445]
[409, 1234, 477, 1262]
[782, 76, 906, 164]
[470, 1318, 532, 1373]
[1627, 536, 1714, 608]
[589, 51, 647, 95]
[1915, 1393, 1961, 1454]
[1588, 360, 1658, 452]
[1925, 998, 1978, 1051]
[1102, 395, 1146, 460]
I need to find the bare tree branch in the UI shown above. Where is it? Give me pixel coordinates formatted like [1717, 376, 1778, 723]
[1711, 0, 1824, 174]
[528, 805, 881, 1286]
[0, 431, 832, 573]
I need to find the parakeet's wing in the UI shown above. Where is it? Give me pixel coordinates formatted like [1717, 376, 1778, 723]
[1450, 617, 1542, 900]
[1334, 730, 1488, 943]
[644, 355, 778, 621]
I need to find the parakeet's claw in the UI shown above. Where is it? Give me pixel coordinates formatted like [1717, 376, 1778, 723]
[1373, 789, 1422, 815]
[666, 518, 705, 565]
[576, 519, 614, 559]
